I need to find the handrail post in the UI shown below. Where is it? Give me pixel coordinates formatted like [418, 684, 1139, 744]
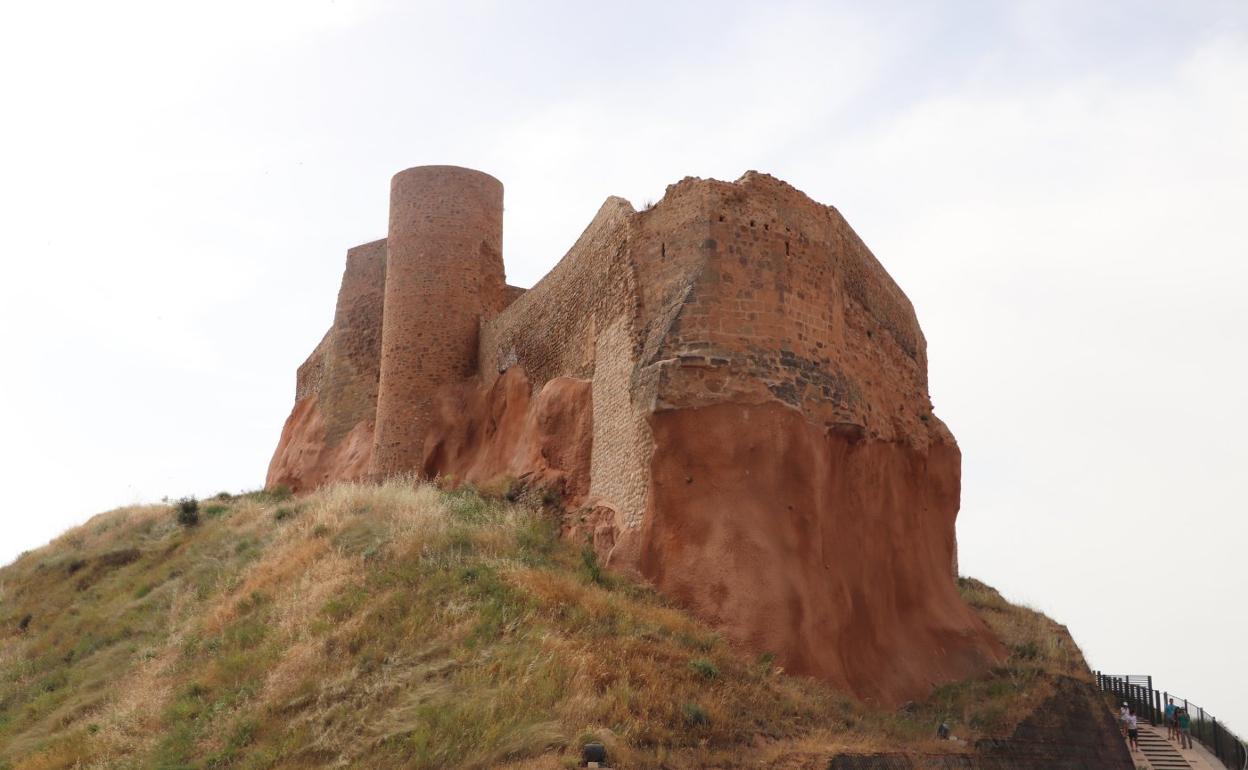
[1147, 675, 1154, 724]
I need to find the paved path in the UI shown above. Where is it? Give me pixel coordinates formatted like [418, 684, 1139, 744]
[1129, 723, 1226, 770]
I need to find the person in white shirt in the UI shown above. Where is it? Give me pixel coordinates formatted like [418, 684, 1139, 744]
[1120, 702, 1130, 737]
[1126, 708, 1140, 752]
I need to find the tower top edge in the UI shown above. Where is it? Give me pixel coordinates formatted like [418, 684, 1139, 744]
[391, 165, 501, 188]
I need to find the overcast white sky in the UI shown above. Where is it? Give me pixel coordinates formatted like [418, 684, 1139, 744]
[1, 0, 1245, 734]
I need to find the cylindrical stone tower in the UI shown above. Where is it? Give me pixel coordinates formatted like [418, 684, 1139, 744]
[371, 165, 505, 478]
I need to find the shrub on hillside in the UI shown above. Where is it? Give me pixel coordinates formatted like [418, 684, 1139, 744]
[175, 497, 200, 527]
[682, 702, 710, 726]
[690, 658, 720, 680]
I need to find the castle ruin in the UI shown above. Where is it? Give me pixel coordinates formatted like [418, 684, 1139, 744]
[267, 165, 1004, 704]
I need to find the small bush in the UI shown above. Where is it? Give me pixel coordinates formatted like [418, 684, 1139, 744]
[214, 491, 232, 501]
[1013, 641, 1040, 661]
[681, 702, 710, 726]
[175, 497, 199, 527]
[236, 591, 268, 615]
[689, 658, 719, 680]
[273, 506, 298, 522]
[476, 474, 520, 500]
[756, 651, 777, 674]
[203, 504, 229, 518]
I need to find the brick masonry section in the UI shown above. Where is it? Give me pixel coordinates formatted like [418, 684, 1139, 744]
[319, 239, 386, 445]
[371, 166, 506, 477]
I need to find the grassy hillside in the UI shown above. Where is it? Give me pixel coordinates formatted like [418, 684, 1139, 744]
[0, 480, 1088, 769]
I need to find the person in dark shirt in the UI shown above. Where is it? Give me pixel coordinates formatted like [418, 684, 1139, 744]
[1178, 708, 1193, 750]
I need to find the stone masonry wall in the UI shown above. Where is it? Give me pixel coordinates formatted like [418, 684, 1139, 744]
[318, 238, 386, 445]
[295, 330, 330, 402]
[587, 315, 653, 529]
[640, 172, 945, 449]
[477, 197, 650, 527]
[478, 197, 636, 387]
[371, 166, 506, 478]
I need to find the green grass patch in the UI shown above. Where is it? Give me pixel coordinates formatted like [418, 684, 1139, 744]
[0, 481, 1091, 770]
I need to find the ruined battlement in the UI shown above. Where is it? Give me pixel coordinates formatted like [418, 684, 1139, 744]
[266, 165, 1004, 705]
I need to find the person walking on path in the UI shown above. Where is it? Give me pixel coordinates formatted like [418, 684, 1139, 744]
[1126, 707, 1141, 753]
[1165, 698, 1178, 740]
[1178, 708, 1193, 750]
[1121, 701, 1131, 737]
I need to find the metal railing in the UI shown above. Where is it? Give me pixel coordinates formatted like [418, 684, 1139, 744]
[1096, 671, 1248, 770]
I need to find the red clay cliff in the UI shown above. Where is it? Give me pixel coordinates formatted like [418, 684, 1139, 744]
[267, 165, 1005, 704]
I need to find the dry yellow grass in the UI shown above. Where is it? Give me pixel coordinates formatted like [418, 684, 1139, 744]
[0, 481, 1091, 769]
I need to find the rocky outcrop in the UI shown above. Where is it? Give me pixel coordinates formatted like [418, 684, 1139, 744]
[641, 403, 981, 704]
[421, 367, 594, 506]
[267, 166, 1006, 705]
[265, 394, 374, 493]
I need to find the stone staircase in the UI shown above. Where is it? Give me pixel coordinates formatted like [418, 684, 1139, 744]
[1136, 724, 1193, 770]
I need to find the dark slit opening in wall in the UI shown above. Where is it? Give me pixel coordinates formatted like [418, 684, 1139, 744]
[785, 241, 790, 255]
[661, 242, 666, 259]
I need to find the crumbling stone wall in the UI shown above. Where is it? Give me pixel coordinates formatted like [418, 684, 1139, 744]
[294, 331, 330, 402]
[637, 172, 939, 446]
[587, 315, 653, 529]
[317, 238, 386, 445]
[267, 237, 389, 491]
[475, 197, 652, 527]
[477, 197, 636, 386]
